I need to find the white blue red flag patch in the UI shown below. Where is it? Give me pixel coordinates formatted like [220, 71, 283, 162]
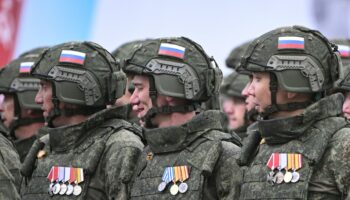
[59, 50, 86, 65]
[19, 62, 34, 73]
[338, 45, 350, 58]
[158, 43, 185, 59]
[278, 36, 305, 50]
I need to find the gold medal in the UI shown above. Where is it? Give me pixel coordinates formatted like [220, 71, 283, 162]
[170, 184, 179, 195]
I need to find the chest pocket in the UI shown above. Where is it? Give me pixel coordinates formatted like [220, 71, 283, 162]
[130, 138, 222, 200]
[240, 143, 314, 200]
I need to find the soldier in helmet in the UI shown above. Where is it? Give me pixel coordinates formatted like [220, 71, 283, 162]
[0, 95, 21, 199]
[331, 39, 350, 118]
[126, 37, 242, 199]
[20, 41, 144, 199]
[0, 47, 46, 162]
[220, 71, 249, 138]
[239, 26, 350, 199]
[112, 39, 151, 125]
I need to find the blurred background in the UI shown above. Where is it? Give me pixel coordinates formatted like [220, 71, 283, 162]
[1, 0, 349, 75]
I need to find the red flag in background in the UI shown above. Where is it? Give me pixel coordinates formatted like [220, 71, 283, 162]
[0, 0, 22, 68]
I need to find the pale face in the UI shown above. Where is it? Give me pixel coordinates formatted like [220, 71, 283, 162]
[0, 94, 15, 128]
[342, 92, 350, 119]
[35, 80, 54, 119]
[247, 72, 272, 113]
[222, 97, 246, 129]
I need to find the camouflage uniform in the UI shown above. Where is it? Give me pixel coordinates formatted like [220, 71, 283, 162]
[21, 106, 144, 199]
[0, 130, 21, 199]
[124, 37, 243, 199]
[238, 26, 350, 199]
[20, 41, 144, 199]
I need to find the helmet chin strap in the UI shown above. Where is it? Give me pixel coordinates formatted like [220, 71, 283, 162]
[142, 76, 200, 128]
[258, 73, 313, 120]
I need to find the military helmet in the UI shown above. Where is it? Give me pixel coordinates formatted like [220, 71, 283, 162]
[220, 71, 249, 98]
[31, 41, 126, 107]
[331, 39, 350, 91]
[240, 25, 341, 93]
[226, 41, 251, 71]
[123, 37, 222, 102]
[0, 47, 47, 110]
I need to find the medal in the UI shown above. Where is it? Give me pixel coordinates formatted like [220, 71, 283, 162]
[170, 184, 179, 195]
[59, 184, 67, 195]
[53, 183, 61, 194]
[66, 167, 75, 195]
[283, 171, 293, 183]
[47, 166, 58, 195]
[274, 171, 284, 184]
[158, 167, 172, 192]
[73, 185, 82, 196]
[275, 153, 287, 184]
[266, 153, 279, 184]
[169, 166, 180, 195]
[178, 166, 190, 193]
[291, 154, 302, 183]
[73, 168, 84, 196]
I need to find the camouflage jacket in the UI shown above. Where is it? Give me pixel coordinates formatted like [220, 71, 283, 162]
[130, 110, 242, 200]
[0, 131, 21, 199]
[20, 105, 144, 200]
[239, 93, 350, 199]
[14, 135, 37, 163]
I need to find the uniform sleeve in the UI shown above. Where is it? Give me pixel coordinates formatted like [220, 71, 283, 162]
[0, 156, 21, 200]
[215, 141, 243, 200]
[328, 128, 350, 198]
[102, 130, 144, 200]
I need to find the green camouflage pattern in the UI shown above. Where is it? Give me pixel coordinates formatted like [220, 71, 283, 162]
[220, 70, 249, 98]
[130, 110, 242, 199]
[30, 41, 126, 106]
[0, 132, 21, 199]
[239, 93, 350, 199]
[123, 37, 222, 102]
[331, 39, 350, 92]
[225, 41, 251, 70]
[21, 105, 144, 199]
[14, 135, 37, 162]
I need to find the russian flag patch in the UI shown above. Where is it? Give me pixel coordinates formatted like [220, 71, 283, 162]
[338, 45, 350, 58]
[158, 43, 185, 59]
[59, 50, 86, 65]
[278, 36, 305, 50]
[19, 62, 34, 73]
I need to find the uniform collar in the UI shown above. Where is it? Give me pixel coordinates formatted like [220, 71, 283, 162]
[43, 105, 129, 152]
[259, 93, 344, 145]
[145, 110, 226, 153]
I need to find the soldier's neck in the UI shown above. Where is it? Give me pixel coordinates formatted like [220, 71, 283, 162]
[52, 115, 90, 128]
[15, 122, 44, 140]
[156, 111, 195, 128]
[270, 108, 305, 119]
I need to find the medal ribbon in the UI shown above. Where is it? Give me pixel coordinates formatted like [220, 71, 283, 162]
[79, 168, 84, 183]
[279, 153, 287, 170]
[47, 166, 54, 182]
[58, 166, 65, 182]
[273, 153, 279, 170]
[295, 154, 302, 170]
[168, 167, 174, 184]
[180, 166, 189, 182]
[52, 166, 58, 182]
[69, 167, 75, 184]
[64, 167, 70, 183]
[287, 153, 293, 171]
[173, 166, 180, 183]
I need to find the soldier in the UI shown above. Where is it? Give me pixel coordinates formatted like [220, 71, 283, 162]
[112, 40, 151, 124]
[331, 39, 350, 118]
[20, 41, 144, 199]
[220, 71, 250, 138]
[0, 47, 46, 162]
[125, 37, 242, 199]
[238, 25, 350, 199]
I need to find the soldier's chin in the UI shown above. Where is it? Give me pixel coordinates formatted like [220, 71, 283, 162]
[343, 113, 350, 119]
